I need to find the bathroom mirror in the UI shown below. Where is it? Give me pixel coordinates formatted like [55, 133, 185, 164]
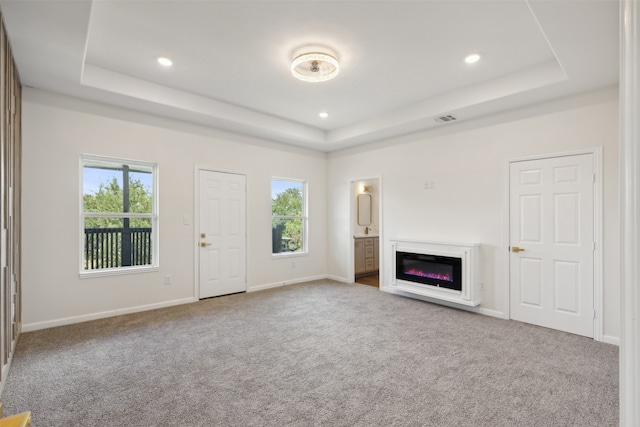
[357, 193, 372, 226]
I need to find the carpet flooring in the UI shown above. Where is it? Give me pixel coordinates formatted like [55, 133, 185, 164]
[1, 280, 618, 426]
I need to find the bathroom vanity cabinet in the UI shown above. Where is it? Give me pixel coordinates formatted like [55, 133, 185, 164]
[355, 236, 379, 277]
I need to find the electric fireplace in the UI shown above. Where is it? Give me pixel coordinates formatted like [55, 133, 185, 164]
[395, 251, 462, 291]
[389, 240, 481, 307]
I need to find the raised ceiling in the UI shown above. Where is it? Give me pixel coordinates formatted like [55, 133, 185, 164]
[0, 0, 619, 151]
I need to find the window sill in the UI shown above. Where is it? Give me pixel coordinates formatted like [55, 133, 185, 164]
[272, 252, 308, 260]
[80, 266, 159, 279]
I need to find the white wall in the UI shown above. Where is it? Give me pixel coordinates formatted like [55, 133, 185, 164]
[21, 86, 621, 343]
[21, 88, 328, 330]
[327, 87, 620, 342]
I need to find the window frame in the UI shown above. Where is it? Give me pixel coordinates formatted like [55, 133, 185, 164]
[271, 177, 308, 258]
[79, 154, 159, 277]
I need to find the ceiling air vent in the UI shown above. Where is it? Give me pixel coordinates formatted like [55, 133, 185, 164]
[434, 114, 458, 123]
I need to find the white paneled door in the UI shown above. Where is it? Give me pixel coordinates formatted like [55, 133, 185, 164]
[509, 154, 594, 337]
[198, 170, 246, 299]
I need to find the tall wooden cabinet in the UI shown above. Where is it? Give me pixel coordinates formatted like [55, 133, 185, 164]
[0, 9, 22, 392]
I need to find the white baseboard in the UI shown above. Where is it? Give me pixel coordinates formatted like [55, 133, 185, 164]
[23, 276, 346, 331]
[382, 285, 619, 343]
[248, 282, 284, 292]
[476, 307, 506, 319]
[326, 275, 351, 283]
[248, 274, 333, 292]
[21, 297, 197, 332]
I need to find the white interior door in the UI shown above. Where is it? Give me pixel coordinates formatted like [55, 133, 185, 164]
[509, 154, 594, 337]
[198, 170, 246, 299]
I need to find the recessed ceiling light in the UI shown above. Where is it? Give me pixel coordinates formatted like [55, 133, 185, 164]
[465, 54, 481, 64]
[157, 57, 173, 67]
[319, 112, 329, 119]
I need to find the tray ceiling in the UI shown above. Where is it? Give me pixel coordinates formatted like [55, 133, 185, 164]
[0, 0, 619, 151]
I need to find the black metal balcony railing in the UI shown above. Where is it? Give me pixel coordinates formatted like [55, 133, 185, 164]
[84, 227, 152, 270]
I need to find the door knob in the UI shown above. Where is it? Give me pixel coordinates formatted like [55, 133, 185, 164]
[511, 246, 525, 252]
[200, 242, 211, 247]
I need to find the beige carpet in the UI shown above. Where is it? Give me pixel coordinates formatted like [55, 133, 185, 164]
[1, 280, 618, 426]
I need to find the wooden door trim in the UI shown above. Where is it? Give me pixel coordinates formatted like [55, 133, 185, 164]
[193, 165, 248, 301]
[504, 148, 603, 341]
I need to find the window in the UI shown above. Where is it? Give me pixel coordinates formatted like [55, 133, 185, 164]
[272, 178, 307, 255]
[81, 155, 158, 274]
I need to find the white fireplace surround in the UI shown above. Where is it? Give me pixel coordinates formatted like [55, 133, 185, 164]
[390, 239, 480, 307]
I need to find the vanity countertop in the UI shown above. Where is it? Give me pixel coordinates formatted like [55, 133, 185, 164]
[354, 234, 379, 238]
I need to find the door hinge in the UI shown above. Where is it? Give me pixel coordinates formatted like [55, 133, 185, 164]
[593, 311, 596, 320]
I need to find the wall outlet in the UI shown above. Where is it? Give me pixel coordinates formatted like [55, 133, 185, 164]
[291, 261, 296, 268]
[480, 282, 485, 291]
[164, 275, 172, 285]
[424, 181, 435, 190]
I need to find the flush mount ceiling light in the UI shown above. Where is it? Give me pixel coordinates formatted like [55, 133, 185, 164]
[291, 52, 339, 83]
[319, 112, 329, 119]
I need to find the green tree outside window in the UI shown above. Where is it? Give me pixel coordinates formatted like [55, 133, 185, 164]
[272, 179, 306, 254]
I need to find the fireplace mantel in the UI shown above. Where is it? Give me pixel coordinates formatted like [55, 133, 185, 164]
[389, 239, 481, 307]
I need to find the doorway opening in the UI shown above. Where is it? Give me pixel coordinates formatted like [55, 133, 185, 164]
[351, 177, 381, 288]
